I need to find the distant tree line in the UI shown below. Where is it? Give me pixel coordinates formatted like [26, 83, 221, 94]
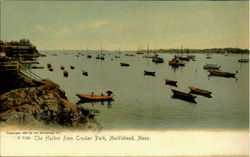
[142, 48, 249, 54]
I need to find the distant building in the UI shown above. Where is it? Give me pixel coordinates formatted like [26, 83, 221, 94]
[0, 52, 6, 57]
[0, 39, 39, 57]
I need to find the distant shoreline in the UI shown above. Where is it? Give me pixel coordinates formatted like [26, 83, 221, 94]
[39, 48, 249, 54]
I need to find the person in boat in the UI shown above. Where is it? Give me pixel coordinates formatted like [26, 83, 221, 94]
[91, 92, 94, 96]
[106, 90, 113, 96]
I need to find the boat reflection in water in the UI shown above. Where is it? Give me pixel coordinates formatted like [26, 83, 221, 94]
[76, 99, 113, 109]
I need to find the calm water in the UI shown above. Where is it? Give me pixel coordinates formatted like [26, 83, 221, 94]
[31, 50, 249, 130]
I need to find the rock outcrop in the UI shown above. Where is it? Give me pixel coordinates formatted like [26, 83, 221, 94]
[0, 79, 99, 130]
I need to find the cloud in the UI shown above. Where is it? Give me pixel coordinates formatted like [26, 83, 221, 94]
[34, 25, 45, 31]
[79, 20, 110, 30]
[55, 27, 71, 36]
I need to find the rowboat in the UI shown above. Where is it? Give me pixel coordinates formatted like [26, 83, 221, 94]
[47, 63, 51, 68]
[177, 56, 190, 61]
[87, 55, 92, 58]
[70, 65, 74, 69]
[238, 59, 249, 63]
[125, 54, 135, 57]
[171, 89, 196, 103]
[144, 70, 156, 76]
[76, 94, 114, 101]
[168, 59, 185, 66]
[82, 70, 88, 76]
[152, 57, 164, 63]
[208, 70, 236, 77]
[188, 86, 212, 97]
[48, 67, 53, 71]
[63, 70, 68, 77]
[165, 79, 177, 86]
[120, 63, 129, 67]
[60, 66, 65, 70]
[203, 64, 221, 70]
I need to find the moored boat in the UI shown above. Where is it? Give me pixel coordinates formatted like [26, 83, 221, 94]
[152, 57, 164, 63]
[187, 55, 195, 59]
[171, 89, 196, 103]
[76, 92, 114, 101]
[165, 79, 177, 86]
[144, 70, 156, 76]
[188, 86, 212, 97]
[82, 70, 88, 76]
[47, 63, 51, 68]
[63, 70, 68, 77]
[48, 67, 53, 71]
[203, 64, 221, 70]
[70, 65, 74, 69]
[177, 56, 190, 61]
[125, 54, 135, 57]
[60, 66, 65, 70]
[87, 55, 92, 58]
[238, 59, 249, 63]
[208, 70, 236, 77]
[168, 59, 185, 67]
[120, 63, 129, 67]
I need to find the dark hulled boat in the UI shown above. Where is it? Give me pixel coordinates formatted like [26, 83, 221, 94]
[120, 63, 129, 67]
[165, 79, 177, 86]
[82, 70, 88, 76]
[238, 59, 249, 63]
[152, 57, 164, 63]
[208, 70, 236, 78]
[48, 67, 53, 71]
[188, 86, 212, 97]
[125, 54, 135, 57]
[168, 59, 185, 67]
[203, 64, 221, 70]
[60, 66, 65, 70]
[47, 63, 51, 68]
[177, 56, 190, 61]
[63, 70, 68, 77]
[144, 70, 156, 76]
[171, 89, 196, 103]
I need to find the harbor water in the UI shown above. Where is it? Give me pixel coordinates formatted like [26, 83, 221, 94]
[30, 51, 249, 130]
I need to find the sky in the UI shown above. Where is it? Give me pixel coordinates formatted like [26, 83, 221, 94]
[0, 1, 249, 50]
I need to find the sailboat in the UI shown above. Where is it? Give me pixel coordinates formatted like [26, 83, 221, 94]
[224, 50, 228, 56]
[136, 45, 144, 54]
[86, 47, 92, 58]
[238, 50, 249, 63]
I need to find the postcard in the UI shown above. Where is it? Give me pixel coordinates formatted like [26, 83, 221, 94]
[0, 0, 249, 156]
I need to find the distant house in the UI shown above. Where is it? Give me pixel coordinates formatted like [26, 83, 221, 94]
[0, 39, 39, 57]
[0, 52, 6, 57]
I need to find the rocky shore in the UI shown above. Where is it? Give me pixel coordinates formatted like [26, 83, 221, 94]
[0, 72, 99, 130]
